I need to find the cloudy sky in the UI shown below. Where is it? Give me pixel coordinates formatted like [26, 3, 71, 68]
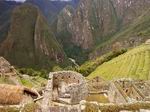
[7, 0, 71, 2]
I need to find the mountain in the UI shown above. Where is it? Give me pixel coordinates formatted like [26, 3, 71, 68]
[0, 0, 150, 68]
[90, 8, 150, 58]
[0, 4, 67, 69]
[88, 42, 150, 80]
[26, 0, 80, 24]
[69, 0, 150, 50]
[49, 0, 150, 63]
[0, 1, 20, 43]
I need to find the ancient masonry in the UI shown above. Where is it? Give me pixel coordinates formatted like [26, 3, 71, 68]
[0, 57, 38, 106]
[0, 57, 17, 76]
[108, 79, 150, 103]
[41, 71, 88, 112]
[41, 72, 150, 112]
[84, 78, 150, 112]
[0, 57, 150, 112]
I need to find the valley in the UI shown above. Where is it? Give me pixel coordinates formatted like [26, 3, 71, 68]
[0, 0, 150, 112]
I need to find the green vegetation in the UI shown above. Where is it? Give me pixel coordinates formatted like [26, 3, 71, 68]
[18, 68, 47, 88]
[86, 94, 109, 103]
[0, 4, 69, 69]
[89, 44, 150, 80]
[64, 44, 90, 65]
[77, 49, 127, 76]
[94, 8, 150, 53]
[18, 68, 48, 78]
[19, 75, 47, 89]
[0, 67, 47, 89]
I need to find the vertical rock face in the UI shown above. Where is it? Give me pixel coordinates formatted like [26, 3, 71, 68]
[0, 1, 20, 43]
[112, 0, 150, 25]
[57, 5, 74, 34]
[69, 0, 119, 49]
[69, 0, 94, 49]
[66, 0, 150, 50]
[0, 4, 65, 68]
[26, 0, 80, 24]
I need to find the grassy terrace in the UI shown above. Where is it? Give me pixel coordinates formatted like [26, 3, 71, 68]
[89, 44, 150, 80]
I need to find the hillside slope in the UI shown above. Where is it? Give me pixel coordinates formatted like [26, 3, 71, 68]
[0, 4, 66, 69]
[0, 1, 20, 43]
[91, 8, 150, 58]
[69, 0, 150, 50]
[89, 43, 150, 80]
[26, 0, 79, 24]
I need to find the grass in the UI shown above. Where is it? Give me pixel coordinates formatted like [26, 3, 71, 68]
[0, 74, 47, 89]
[93, 8, 150, 55]
[89, 44, 150, 80]
[20, 78, 33, 88]
[20, 76, 47, 89]
[86, 94, 109, 103]
[77, 49, 127, 76]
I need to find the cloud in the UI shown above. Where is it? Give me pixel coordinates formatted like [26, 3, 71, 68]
[6, 0, 72, 2]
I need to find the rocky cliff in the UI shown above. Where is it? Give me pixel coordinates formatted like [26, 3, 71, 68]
[0, 4, 66, 69]
[0, 1, 20, 43]
[26, 0, 80, 24]
[69, 0, 150, 50]
[54, 0, 150, 57]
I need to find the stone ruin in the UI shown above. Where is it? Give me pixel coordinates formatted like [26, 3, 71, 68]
[41, 71, 88, 112]
[87, 76, 109, 93]
[145, 39, 150, 44]
[0, 57, 17, 76]
[83, 78, 150, 112]
[0, 84, 38, 105]
[108, 79, 150, 104]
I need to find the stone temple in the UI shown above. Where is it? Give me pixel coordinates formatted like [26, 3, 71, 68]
[40, 71, 150, 112]
[41, 71, 88, 112]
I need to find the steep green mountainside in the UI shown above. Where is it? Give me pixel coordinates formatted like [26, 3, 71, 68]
[0, 0, 150, 67]
[53, 5, 89, 64]
[89, 43, 150, 80]
[53, 0, 150, 64]
[77, 49, 127, 76]
[0, 4, 67, 69]
[0, 1, 20, 43]
[26, 0, 79, 24]
[91, 8, 150, 58]
[69, 0, 150, 50]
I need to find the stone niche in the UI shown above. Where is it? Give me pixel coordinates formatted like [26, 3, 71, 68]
[46, 71, 88, 105]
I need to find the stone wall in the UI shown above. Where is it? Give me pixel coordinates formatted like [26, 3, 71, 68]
[70, 83, 88, 104]
[0, 57, 17, 76]
[87, 76, 109, 92]
[129, 86, 144, 101]
[83, 102, 150, 112]
[52, 71, 86, 86]
[48, 106, 80, 112]
[108, 82, 127, 103]
[41, 71, 88, 112]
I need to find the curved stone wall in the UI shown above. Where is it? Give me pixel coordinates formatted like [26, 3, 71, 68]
[50, 71, 86, 87]
[42, 71, 88, 111]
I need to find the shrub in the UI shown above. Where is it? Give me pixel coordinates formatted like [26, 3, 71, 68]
[18, 68, 48, 78]
[52, 66, 63, 72]
[77, 49, 127, 76]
